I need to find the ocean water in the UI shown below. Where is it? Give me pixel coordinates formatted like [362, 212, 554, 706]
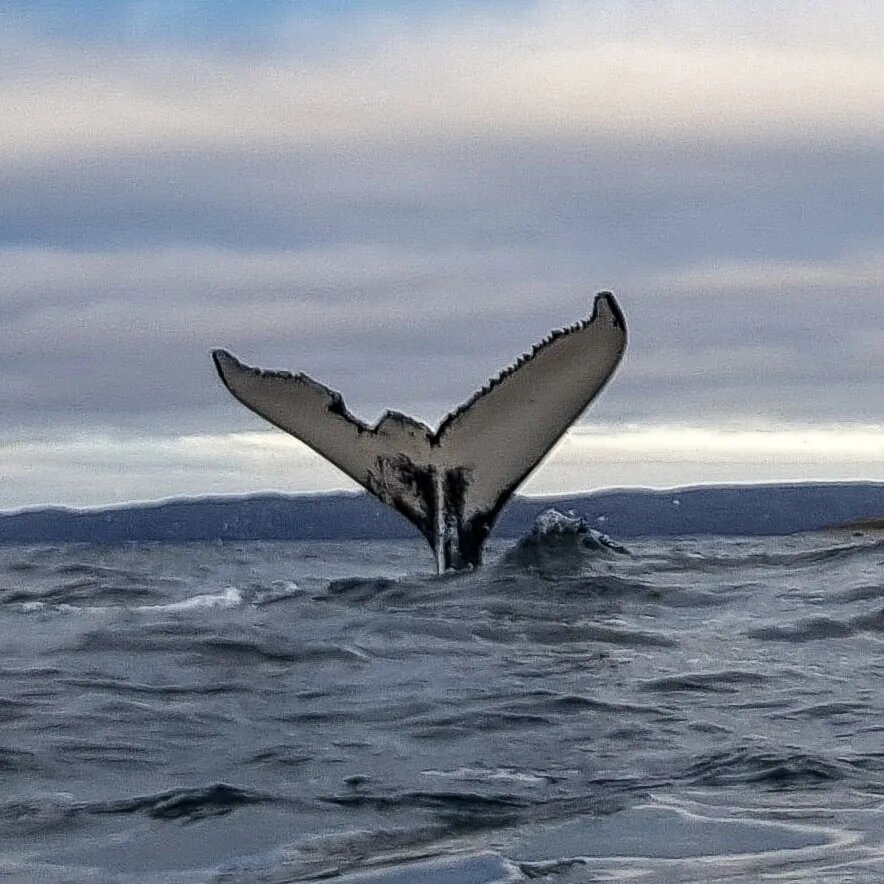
[2, 529, 884, 882]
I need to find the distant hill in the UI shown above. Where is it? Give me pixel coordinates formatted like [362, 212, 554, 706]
[1, 482, 883, 543]
[828, 517, 884, 533]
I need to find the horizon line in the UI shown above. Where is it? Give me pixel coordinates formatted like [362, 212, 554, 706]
[4, 478, 884, 517]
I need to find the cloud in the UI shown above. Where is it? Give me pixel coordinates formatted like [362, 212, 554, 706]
[0, 243, 620, 427]
[3, 245, 881, 431]
[2, 423, 882, 509]
[526, 423, 884, 493]
[3, 4, 884, 166]
[0, 430, 349, 510]
[656, 255, 884, 293]
[0, 3, 881, 503]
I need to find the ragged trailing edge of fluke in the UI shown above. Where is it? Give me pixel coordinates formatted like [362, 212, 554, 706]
[435, 292, 625, 440]
[212, 291, 627, 572]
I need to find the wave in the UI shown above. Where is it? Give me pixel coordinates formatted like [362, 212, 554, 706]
[682, 742, 855, 789]
[641, 669, 770, 694]
[1, 783, 276, 837]
[95, 783, 273, 821]
[748, 606, 884, 642]
[198, 636, 368, 665]
[272, 823, 463, 882]
[247, 744, 313, 768]
[0, 695, 31, 722]
[320, 787, 527, 833]
[772, 700, 871, 720]
[661, 536, 884, 574]
[0, 746, 40, 773]
[50, 738, 163, 768]
[72, 621, 368, 667]
[60, 676, 242, 697]
[325, 576, 408, 603]
[1, 579, 157, 607]
[8, 580, 301, 614]
[829, 583, 884, 605]
[748, 616, 855, 642]
[521, 621, 676, 648]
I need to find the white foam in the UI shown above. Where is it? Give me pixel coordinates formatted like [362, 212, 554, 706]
[136, 586, 243, 613]
[529, 507, 628, 552]
[22, 602, 113, 616]
[422, 766, 553, 784]
[252, 581, 302, 605]
[21, 601, 46, 612]
[532, 508, 589, 535]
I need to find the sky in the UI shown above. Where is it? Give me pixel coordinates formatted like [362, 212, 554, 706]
[1, 0, 882, 508]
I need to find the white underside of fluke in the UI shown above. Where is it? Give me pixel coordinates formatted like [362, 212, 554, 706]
[212, 292, 627, 571]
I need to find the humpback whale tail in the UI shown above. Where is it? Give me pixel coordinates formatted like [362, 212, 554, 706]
[212, 292, 627, 572]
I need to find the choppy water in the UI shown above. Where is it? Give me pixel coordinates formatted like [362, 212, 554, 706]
[3, 529, 884, 882]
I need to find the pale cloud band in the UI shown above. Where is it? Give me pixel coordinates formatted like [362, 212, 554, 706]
[1, 424, 882, 510]
[4, 4, 884, 162]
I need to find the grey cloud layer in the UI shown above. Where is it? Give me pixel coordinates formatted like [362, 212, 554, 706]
[0, 5, 882, 503]
[1, 243, 880, 437]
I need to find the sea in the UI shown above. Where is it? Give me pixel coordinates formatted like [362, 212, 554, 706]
[2, 524, 884, 883]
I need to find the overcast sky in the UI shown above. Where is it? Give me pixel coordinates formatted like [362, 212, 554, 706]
[1, 0, 882, 508]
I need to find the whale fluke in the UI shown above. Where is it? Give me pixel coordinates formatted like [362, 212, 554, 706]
[212, 292, 627, 571]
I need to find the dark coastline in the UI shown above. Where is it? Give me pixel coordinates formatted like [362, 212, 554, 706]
[1, 482, 883, 543]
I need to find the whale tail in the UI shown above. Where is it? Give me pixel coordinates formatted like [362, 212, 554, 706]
[212, 292, 627, 572]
